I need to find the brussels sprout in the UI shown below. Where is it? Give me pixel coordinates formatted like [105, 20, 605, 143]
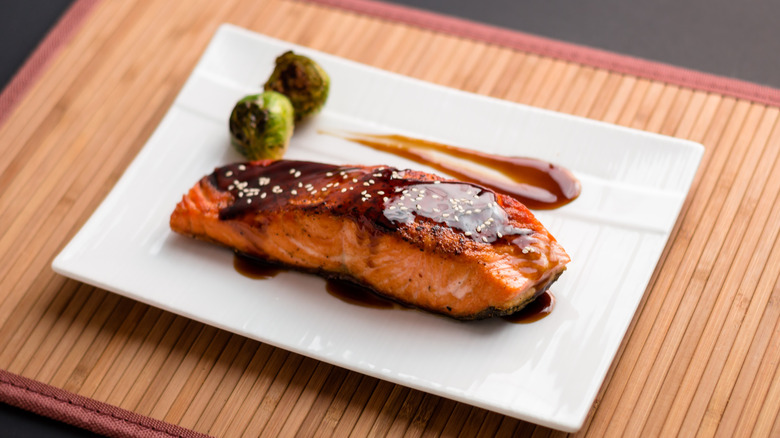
[229, 91, 294, 160]
[264, 51, 330, 122]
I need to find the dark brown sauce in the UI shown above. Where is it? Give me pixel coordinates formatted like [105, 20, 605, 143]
[233, 252, 285, 279]
[502, 291, 555, 324]
[326, 132, 581, 210]
[325, 278, 406, 309]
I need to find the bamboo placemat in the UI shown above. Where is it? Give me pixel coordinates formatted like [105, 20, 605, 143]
[2, 0, 780, 436]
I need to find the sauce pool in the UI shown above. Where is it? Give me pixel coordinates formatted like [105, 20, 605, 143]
[234, 253, 554, 323]
[502, 291, 555, 324]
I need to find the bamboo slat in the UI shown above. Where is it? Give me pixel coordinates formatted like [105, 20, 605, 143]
[2, 0, 779, 436]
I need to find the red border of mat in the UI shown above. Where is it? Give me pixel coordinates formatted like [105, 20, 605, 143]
[0, 0, 100, 127]
[306, 0, 780, 107]
[0, 369, 211, 438]
[3, 0, 780, 435]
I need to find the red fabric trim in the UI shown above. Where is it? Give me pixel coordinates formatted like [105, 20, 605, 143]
[0, 369, 212, 438]
[303, 0, 780, 107]
[0, 0, 101, 128]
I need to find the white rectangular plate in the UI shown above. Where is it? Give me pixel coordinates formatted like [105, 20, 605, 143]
[53, 24, 703, 432]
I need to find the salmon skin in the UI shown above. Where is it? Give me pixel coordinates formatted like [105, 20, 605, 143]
[170, 159, 570, 320]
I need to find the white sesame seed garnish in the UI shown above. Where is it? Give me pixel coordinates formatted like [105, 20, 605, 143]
[365, 194, 371, 198]
[389, 206, 396, 210]
[260, 192, 266, 199]
[326, 172, 333, 177]
[228, 184, 235, 190]
[442, 213, 449, 217]
[377, 191, 384, 195]
[474, 209, 482, 213]
[238, 192, 243, 198]
[416, 204, 421, 209]
[225, 171, 233, 177]
[383, 197, 389, 202]
[497, 232, 503, 238]
[482, 237, 488, 242]
[327, 183, 334, 187]
[259, 177, 270, 186]
[238, 165, 246, 171]
[352, 178, 358, 183]
[291, 189, 297, 195]
[454, 216, 459, 221]
[464, 231, 472, 236]
[349, 187, 354, 190]
[400, 206, 408, 211]
[369, 179, 375, 184]
[321, 187, 327, 191]
[294, 171, 301, 178]
[272, 185, 282, 194]
[289, 168, 296, 174]
[341, 188, 347, 192]
[433, 208, 440, 212]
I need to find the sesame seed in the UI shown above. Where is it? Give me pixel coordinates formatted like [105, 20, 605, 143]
[369, 179, 375, 184]
[433, 208, 440, 212]
[327, 183, 334, 187]
[341, 188, 347, 192]
[321, 187, 327, 191]
[363, 182, 370, 186]
[228, 184, 235, 190]
[400, 206, 408, 211]
[294, 171, 301, 178]
[482, 237, 488, 242]
[326, 172, 333, 177]
[383, 197, 389, 202]
[389, 206, 396, 210]
[259, 177, 270, 186]
[261, 193, 266, 199]
[497, 232, 503, 238]
[238, 165, 246, 171]
[465, 231, 472, 236]
[442, 213, 449, 217]
[416, 204, 421, 209]
[291, 189, 297, 195]
[225, 171, 233, 177]
[474, 209, 482, 213]
[432, 194, 440, 199]
[454, 216, 459, 221]
[238, 192, 244, 198]
[349, 187, 354, 190]
[352, 178, 358, 183]
[247, 198, 252, 204]
[365, 194, 372, 198]
[289, 168, 296, 174]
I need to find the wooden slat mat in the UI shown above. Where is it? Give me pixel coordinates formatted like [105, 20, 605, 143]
[2, 0, 780, 436]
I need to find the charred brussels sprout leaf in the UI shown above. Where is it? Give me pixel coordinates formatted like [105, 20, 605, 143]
[229, 91, 294, 160]
[264, 51, 330, 122]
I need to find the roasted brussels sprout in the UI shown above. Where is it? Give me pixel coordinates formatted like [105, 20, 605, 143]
[229, 91, 294, 160]
[264, 51, 330, 122]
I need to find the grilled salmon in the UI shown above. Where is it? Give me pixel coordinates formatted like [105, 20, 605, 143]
[170, 160, 570, 320]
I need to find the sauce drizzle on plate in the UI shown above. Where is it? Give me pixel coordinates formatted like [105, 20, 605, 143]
[326, 131, 581, 210]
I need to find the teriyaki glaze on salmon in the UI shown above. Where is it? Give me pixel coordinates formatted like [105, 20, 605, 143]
[170, 160, 570, 320]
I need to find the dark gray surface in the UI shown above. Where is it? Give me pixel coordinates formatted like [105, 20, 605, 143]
[0, 0, 75, 90]
[0, 402, 102, 438]
[386, 0, 780, 89]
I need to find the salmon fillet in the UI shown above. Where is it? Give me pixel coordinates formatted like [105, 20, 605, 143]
[170, 159, 570, 320]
